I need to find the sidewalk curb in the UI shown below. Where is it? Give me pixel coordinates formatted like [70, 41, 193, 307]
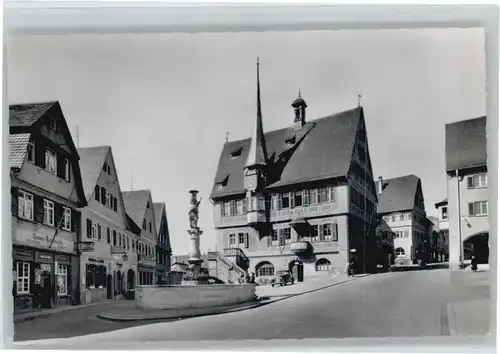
[97, 300, 271, 322]
[256, 276, 360, 303]
[14, 300, 128, 324]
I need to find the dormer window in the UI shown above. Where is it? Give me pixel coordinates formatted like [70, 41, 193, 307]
[215, 174, 229, 189]
[231, 148, 243, 157]
[103, 163, 108, 173]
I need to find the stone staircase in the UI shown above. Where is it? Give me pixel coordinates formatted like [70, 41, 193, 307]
[207, 249, 249, 284]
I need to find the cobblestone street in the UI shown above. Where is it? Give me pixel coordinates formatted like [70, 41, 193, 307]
[14, 268, 490, 346]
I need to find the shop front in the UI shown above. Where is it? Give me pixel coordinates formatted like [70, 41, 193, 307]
[13, 246, 77, 314]
[138, 265, 155, 285]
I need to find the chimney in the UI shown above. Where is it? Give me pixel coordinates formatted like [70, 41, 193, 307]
[378, 176, 383, 194]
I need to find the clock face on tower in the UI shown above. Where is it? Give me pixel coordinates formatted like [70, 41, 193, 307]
[245, 170, 258, 191]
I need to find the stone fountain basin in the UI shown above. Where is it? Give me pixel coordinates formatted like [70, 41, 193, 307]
[135, 284, 257, 310]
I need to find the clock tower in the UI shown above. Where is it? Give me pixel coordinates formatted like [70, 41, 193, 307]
[244, 57, 268, 226]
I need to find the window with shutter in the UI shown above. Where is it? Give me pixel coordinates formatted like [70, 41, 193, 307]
[98, 224, 102, 241]
[11, 187, 18, 216]
[278, 229, 285, 245]
[101, 187, 106, 205]
[113, 230, 117, 245]
[87, 219, 92, 238]
[34, 140, 46, 168]
[467, 177, 474, 189]
[34, 195, 44, 223]
[332, 223, 338, 241]
[319, 224, 325, 241]
[107, 227, 111, 243]
[95, 185, 100, 202]
[303, 190, 310, 206]
[244, 233, 249, 248]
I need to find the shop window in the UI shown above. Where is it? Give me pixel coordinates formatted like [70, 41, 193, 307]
[56, 264, 68, 296]
[16, 262, 30, 294]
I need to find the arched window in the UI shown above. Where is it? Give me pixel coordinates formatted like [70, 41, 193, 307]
[395, 247, 405, 257]
[315, 258, 332, 272]
[256, 262, 274, 277]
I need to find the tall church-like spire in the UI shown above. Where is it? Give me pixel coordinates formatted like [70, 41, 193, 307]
[245, 57, 268, 168]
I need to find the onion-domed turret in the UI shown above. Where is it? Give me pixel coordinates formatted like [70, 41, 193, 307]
[292, 90, 307, 130]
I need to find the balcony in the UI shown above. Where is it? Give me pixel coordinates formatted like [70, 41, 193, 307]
[246, 210, 266, 225]
[223, 247, 250, 270]
[290, 240, 312, 257]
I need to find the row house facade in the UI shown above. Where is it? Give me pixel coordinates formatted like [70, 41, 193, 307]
[153, 202, 172, 284]
[77, 146, 141, 304]
[122, 190, 158, 285]
[445, 116, 489, 268]
[210, 61, 378, 281]
[9, 102, 87, 313]
[434, 198, 450, 262]
[376, 175, 429, 265]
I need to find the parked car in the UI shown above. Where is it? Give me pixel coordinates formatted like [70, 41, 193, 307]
[196, 276, 225, 285]
[271, 270, 294, 287]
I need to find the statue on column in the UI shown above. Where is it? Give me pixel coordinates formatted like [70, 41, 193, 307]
[188, 190, 202, 229]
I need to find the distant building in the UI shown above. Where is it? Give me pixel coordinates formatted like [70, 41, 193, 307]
[445, 116, 488, 268]
[209, 62, 378, 281]
[153, 202, 172, 284]
[434, 198, 449, 262]
[426, 216, 440, 263]
[122, 190, 157, 285]
[376, 175, 428, 265]
[77, 146, 140, 303]
[9, 102, 87, 313]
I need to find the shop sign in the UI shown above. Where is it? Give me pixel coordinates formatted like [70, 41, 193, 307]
[76, 241, 95, 252]
[14, 249, 34, 262]
[24, 233, 72, 252]
[111, 246, 126, 255]
[35, 251, 54, 263]
[55, 254, 71, 265]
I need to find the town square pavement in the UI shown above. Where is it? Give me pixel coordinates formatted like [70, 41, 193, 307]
[13, 267, 490, 347]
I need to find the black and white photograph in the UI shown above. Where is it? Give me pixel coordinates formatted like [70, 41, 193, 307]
[5, 10, 492, 348]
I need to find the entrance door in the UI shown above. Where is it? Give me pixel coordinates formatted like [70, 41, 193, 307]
[107, 274, 113, 299]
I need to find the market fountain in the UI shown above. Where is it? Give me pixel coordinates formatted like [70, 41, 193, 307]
[134, 190, 256, 310]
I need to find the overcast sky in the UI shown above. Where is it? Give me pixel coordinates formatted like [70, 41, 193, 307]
[7, 29, 486, 256]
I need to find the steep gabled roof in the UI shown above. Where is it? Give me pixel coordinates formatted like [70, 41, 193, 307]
[153, 202, 166, 234]
[446, 116, 487, 172]
[9, 133, 31, 169]
[9, 101, 57, 128]
[211, 107, 362, 198]
[122, 189, 151, 228]
[9, 101, 87, 207]
[77, 146, 110, 200]
[376, 175, 420, 214]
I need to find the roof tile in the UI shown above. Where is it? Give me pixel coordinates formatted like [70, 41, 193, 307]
[211, 107, 361, 198]
[9, 133, 31, 169]
[446, 116, 487, 171]
[377, 175, 420, 214]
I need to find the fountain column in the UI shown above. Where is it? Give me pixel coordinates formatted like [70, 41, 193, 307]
[183, 190, 204, 284]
